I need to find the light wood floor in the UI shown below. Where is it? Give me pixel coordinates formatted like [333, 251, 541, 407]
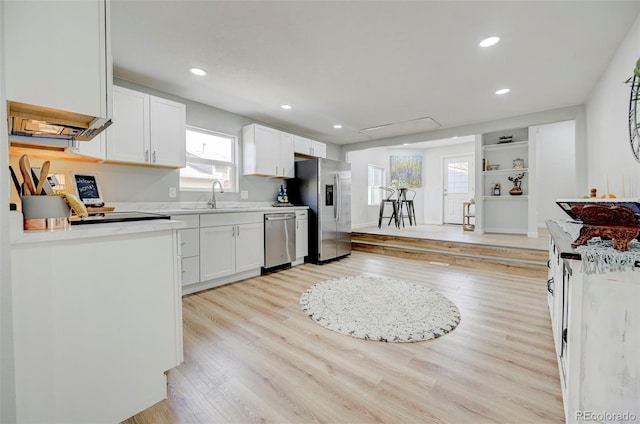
[123, 252, 564, 424]
[355, 223, 549, 250]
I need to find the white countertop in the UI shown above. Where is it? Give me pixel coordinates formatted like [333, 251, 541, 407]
[110, 201, 309, 215]
[10, 202, 309, 245]
[10, 211, 186, 245]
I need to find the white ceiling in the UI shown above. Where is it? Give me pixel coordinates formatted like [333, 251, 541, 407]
[111, 1, 640, 146]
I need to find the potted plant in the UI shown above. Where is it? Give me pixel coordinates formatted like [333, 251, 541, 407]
[508, 172, 526, 195]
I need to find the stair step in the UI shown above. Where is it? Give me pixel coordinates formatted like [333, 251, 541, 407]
[351, 232, 547, 275]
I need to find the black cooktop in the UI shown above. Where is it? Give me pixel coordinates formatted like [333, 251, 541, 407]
[70, 211, 171, 226]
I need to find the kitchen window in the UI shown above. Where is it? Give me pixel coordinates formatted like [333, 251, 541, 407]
[180, 127, 237, 191]
[367, 164, 385, 205]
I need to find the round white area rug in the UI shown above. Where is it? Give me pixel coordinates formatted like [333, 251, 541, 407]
[300, 276, 461, 343]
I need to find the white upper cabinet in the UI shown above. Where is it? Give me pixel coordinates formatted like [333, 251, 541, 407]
[280, 132, 295, 178]
[107, 86, 186, 168]
[4, 0, 111, 160]
[4, 0, 110, 117]
[149, 95, 187, 167]
[108, 86, 149, 164]
[294, 135, 326, 158]
[243, 124, 294, 178]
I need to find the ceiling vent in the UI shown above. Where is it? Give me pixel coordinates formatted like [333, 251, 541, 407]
[357, 116, 441, 139]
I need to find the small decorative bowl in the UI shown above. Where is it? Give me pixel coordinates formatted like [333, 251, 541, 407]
[513, 158, 525, 169]
[487, 164, 500, 171]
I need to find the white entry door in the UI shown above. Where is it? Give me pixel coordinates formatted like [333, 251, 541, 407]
[443, 155, 473, 224]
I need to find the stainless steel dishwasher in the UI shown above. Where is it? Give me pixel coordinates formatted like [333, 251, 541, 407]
[264, 213, 296, 270]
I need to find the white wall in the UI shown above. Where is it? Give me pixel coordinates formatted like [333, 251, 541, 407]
[587, 14, 640, 197]
[533, 120, 577, 224]
[346, 147, 388, 228]
[347, 140, 475, 227]
[0, 1, 17, 420]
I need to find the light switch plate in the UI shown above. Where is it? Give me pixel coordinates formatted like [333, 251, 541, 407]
[240, 190, 249, 199]
[169, 187, 177, 198]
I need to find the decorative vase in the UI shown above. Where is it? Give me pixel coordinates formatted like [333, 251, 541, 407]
[509, 181, 523, 195]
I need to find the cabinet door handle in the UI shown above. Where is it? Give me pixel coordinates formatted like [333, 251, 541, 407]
[547, 259, 551, 268]
[232, 226, 235, 237]
[236, 225, 240, 236]
[145, 149, 149, 162]
[547, 278, 554, 294]
[152, 150, 157, 163]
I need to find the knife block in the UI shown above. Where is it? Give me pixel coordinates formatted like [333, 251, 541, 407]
[22, 195, 71, 231]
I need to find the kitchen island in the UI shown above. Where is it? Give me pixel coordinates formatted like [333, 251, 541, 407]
[546, 220, 639, 424]
[10, 212, 185, 423]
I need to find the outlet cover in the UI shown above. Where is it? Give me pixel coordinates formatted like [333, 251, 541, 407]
[169, 187, 177, 198]
[240, 190, 249, 199]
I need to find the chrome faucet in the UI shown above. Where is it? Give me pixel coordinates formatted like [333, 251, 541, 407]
[207, 180, 224, 209]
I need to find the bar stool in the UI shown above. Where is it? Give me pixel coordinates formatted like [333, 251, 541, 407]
[378, 187, 399, 228]
[398, 189, 416, 227]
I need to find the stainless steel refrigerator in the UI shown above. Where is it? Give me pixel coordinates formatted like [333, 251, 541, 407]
[291, 158, 351, 263]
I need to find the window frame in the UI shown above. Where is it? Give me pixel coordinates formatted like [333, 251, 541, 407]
[180, 126, 239, 192]
[367, 164, 386, 206]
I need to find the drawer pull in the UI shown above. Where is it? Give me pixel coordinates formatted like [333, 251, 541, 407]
[547, 278, 554, 294]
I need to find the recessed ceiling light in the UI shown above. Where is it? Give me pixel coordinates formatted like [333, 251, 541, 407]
[333, 124, 342, 129]
[452, 136, 458, 139]
[495, 88, 510, 95]
[189, 67, 207, 76]
[281, 104, 292, 110]
[479, 36, 500, 47]
[403, 143, 409, 146]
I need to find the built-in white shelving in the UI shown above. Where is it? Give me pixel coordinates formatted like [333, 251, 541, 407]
[483, 167, 529, 176]
[482, 140, 529, 152]
[480, 127, 533, 235]
[482, 195, 528, 200]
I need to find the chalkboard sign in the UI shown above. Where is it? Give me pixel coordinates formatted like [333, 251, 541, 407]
[71, 173, 104, 207]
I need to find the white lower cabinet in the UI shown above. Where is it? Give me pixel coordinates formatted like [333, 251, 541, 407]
[173, 214, 200, 286]
[191, 212, 264, 294]
[180, 210, 309, 294]
[295, 210, 308, 263]
[200, 225, 235, 280]
[200, 223, 264, 280]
